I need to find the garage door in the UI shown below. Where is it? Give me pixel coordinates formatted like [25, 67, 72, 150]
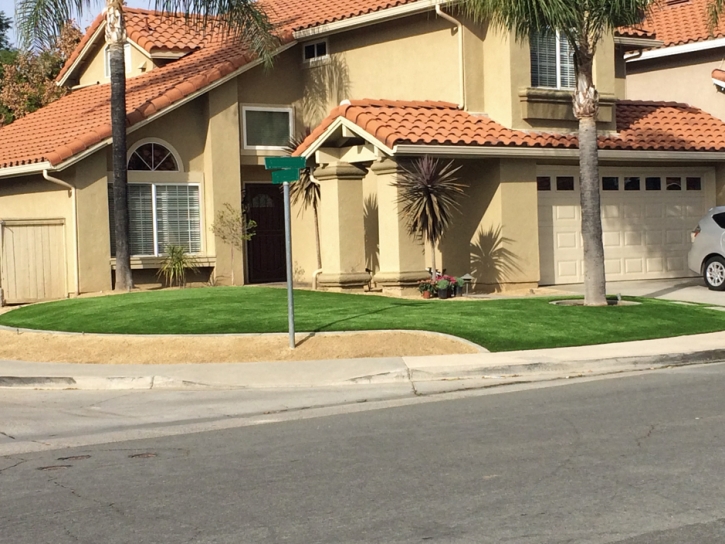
[538, 173, 711, 285]
[0, 220, 68, 304]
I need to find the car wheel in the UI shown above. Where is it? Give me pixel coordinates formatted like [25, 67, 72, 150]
[704, 256, 725, 291]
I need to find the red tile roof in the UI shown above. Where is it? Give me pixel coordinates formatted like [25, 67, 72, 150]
[0, 41, 259, 168]
[295, 99, 725, 155]
[640, 0, 725, 47]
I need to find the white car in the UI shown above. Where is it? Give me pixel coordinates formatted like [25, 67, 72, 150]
[689, 206, 725, 290]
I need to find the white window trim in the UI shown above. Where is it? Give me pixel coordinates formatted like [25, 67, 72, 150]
[126, 181, 204, 257]
[532, 30, 575, 91]
[242, 106, 295, 151]
[127, 138, 185, 172]
[104, 43, 132, 79]
[302, 39, 330, 65]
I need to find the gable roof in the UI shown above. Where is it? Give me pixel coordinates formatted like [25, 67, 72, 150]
[295, 99, 725, 156]
[3, 0, 430, 172]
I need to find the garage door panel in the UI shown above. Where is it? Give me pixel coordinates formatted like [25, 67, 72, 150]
[1, 221, 67, 304]
[539, 174, 709, 285]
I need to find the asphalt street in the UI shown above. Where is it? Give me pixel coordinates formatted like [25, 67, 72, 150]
[2, 364, 725, 543]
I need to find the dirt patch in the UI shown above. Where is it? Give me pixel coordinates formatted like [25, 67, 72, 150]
[0, 329, 479, 364]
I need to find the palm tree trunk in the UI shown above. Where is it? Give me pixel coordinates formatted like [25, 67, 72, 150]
[107, 2, 133, 292]
[573, 47, 607, 306]
[313, 205, 322, 270]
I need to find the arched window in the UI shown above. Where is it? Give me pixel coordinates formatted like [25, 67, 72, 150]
[128, 141, 180, 172]
[110, 140, 200, 257]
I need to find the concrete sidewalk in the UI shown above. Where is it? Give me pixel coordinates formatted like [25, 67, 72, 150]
[2, 330, 724, 391]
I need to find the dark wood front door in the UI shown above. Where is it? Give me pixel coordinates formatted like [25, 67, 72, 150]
[246, 184, 286, 283]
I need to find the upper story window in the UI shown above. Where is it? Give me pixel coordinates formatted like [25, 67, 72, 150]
[243, 106, 294, 150]
[530, 31, 575, 90]
[104, 43, 132, 79]
[303, 40, 329, 63]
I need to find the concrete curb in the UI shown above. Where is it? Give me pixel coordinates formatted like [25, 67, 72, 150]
[2, 348, 724, 391]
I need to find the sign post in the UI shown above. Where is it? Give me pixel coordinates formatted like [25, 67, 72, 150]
[264, 156, 306, 349]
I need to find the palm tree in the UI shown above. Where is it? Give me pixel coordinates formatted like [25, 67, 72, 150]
[462, 0, 656, 306]
[16, 0, 276, 291]
[392, 156, 465, 280]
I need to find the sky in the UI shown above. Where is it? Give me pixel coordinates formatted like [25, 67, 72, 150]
[0, 0, 147, 46]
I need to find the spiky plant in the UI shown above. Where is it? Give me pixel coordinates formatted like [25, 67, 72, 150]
[157, 245, 200, 288]
[393, 156, 465, 280]
[285, 130, 322, 271]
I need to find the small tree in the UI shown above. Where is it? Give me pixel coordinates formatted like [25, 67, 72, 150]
[286, 131, 322, 271]
[392, 156, 466, 280]
[210, 202, 256, 285]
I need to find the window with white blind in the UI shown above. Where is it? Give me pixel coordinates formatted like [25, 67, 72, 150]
[109, 141, 201, 257]
[530, 30, 575, 89]
[109, 184, 202, 256]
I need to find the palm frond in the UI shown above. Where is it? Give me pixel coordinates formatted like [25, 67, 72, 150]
[15, 0, 88, 50]
[393, 156, 466, 247]
[152, 0, 278, 64]
[710, 0, 725, 31]
[460, 0, 656, 47]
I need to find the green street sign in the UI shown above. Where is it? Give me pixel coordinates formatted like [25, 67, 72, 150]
[271, 168, 300, 184]
[264, 156, 306, 171]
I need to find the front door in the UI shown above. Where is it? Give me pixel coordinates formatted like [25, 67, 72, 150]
[245, 184, 286, 283]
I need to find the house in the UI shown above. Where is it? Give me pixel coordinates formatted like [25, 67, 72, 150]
[626, 0, 725, 121]
[1, 0, 724, 304]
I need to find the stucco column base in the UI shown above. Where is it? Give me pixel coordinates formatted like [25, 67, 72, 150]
[317, 272, 371, 290]
[373, 270, 429, 287]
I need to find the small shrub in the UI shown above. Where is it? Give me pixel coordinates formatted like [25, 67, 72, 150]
[157, 245, 200, 288]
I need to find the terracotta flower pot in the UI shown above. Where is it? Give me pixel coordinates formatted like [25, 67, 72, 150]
[421, 290, 431, 299]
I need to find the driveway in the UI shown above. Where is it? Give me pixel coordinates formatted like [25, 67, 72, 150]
[558, 277, 725, 306]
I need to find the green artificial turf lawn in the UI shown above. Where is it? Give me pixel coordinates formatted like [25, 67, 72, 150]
[0, 287, 723, 352]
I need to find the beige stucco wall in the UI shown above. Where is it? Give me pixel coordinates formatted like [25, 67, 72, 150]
[0, 173, 76, 297]
[79, 40, 152, 87]
[626, 49, 725, 120]
[438, 158, 540, 292]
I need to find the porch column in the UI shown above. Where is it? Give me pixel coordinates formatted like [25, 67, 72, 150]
[372, 159, 428, 296]
[314, 162, 370, 290]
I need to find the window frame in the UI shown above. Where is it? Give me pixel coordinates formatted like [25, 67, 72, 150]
[127, 138, 185, 172]
[302, 39, 330, 65]
[122, 181, 203, 258]
[530, 30, 575, 90]
[242, 105, 295, 151]
[104, 43, 132, 79]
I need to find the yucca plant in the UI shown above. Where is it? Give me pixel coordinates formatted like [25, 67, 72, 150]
[392, 156, 466, 280]
[157, 245, 200, 288]
[286, 130, 322, 271]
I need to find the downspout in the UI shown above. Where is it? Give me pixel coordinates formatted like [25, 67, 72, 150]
[435, 2, 466, 109]
[312, 268, 323, 290]
[43, 170, 80, 297]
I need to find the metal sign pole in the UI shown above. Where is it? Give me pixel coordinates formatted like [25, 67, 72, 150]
[283, 181, 296, 349]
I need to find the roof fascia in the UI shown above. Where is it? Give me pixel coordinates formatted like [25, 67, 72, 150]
[394, 144, 725, 161]
[626, 36, 725, 63]
[0, 162, 53, 179]
[614, 36, 664, 49]
[21, 40, 299, 176]
[293, 0, 443, 39]
[300, 117, 395, 160]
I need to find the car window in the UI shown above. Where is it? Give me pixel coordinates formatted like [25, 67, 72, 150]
[713, 213, 725, 229]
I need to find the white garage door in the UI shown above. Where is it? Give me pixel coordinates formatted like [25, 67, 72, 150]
[538, 173, 711, 285]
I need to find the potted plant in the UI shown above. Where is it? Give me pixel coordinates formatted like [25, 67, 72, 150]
[436, 278, 451, 299]
[418, 279, 436, 299]
[455, 277, 465, 297]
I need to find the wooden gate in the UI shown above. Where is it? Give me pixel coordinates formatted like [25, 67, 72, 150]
[245, 184, 286, 283]
[0, 220, 68, 304]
